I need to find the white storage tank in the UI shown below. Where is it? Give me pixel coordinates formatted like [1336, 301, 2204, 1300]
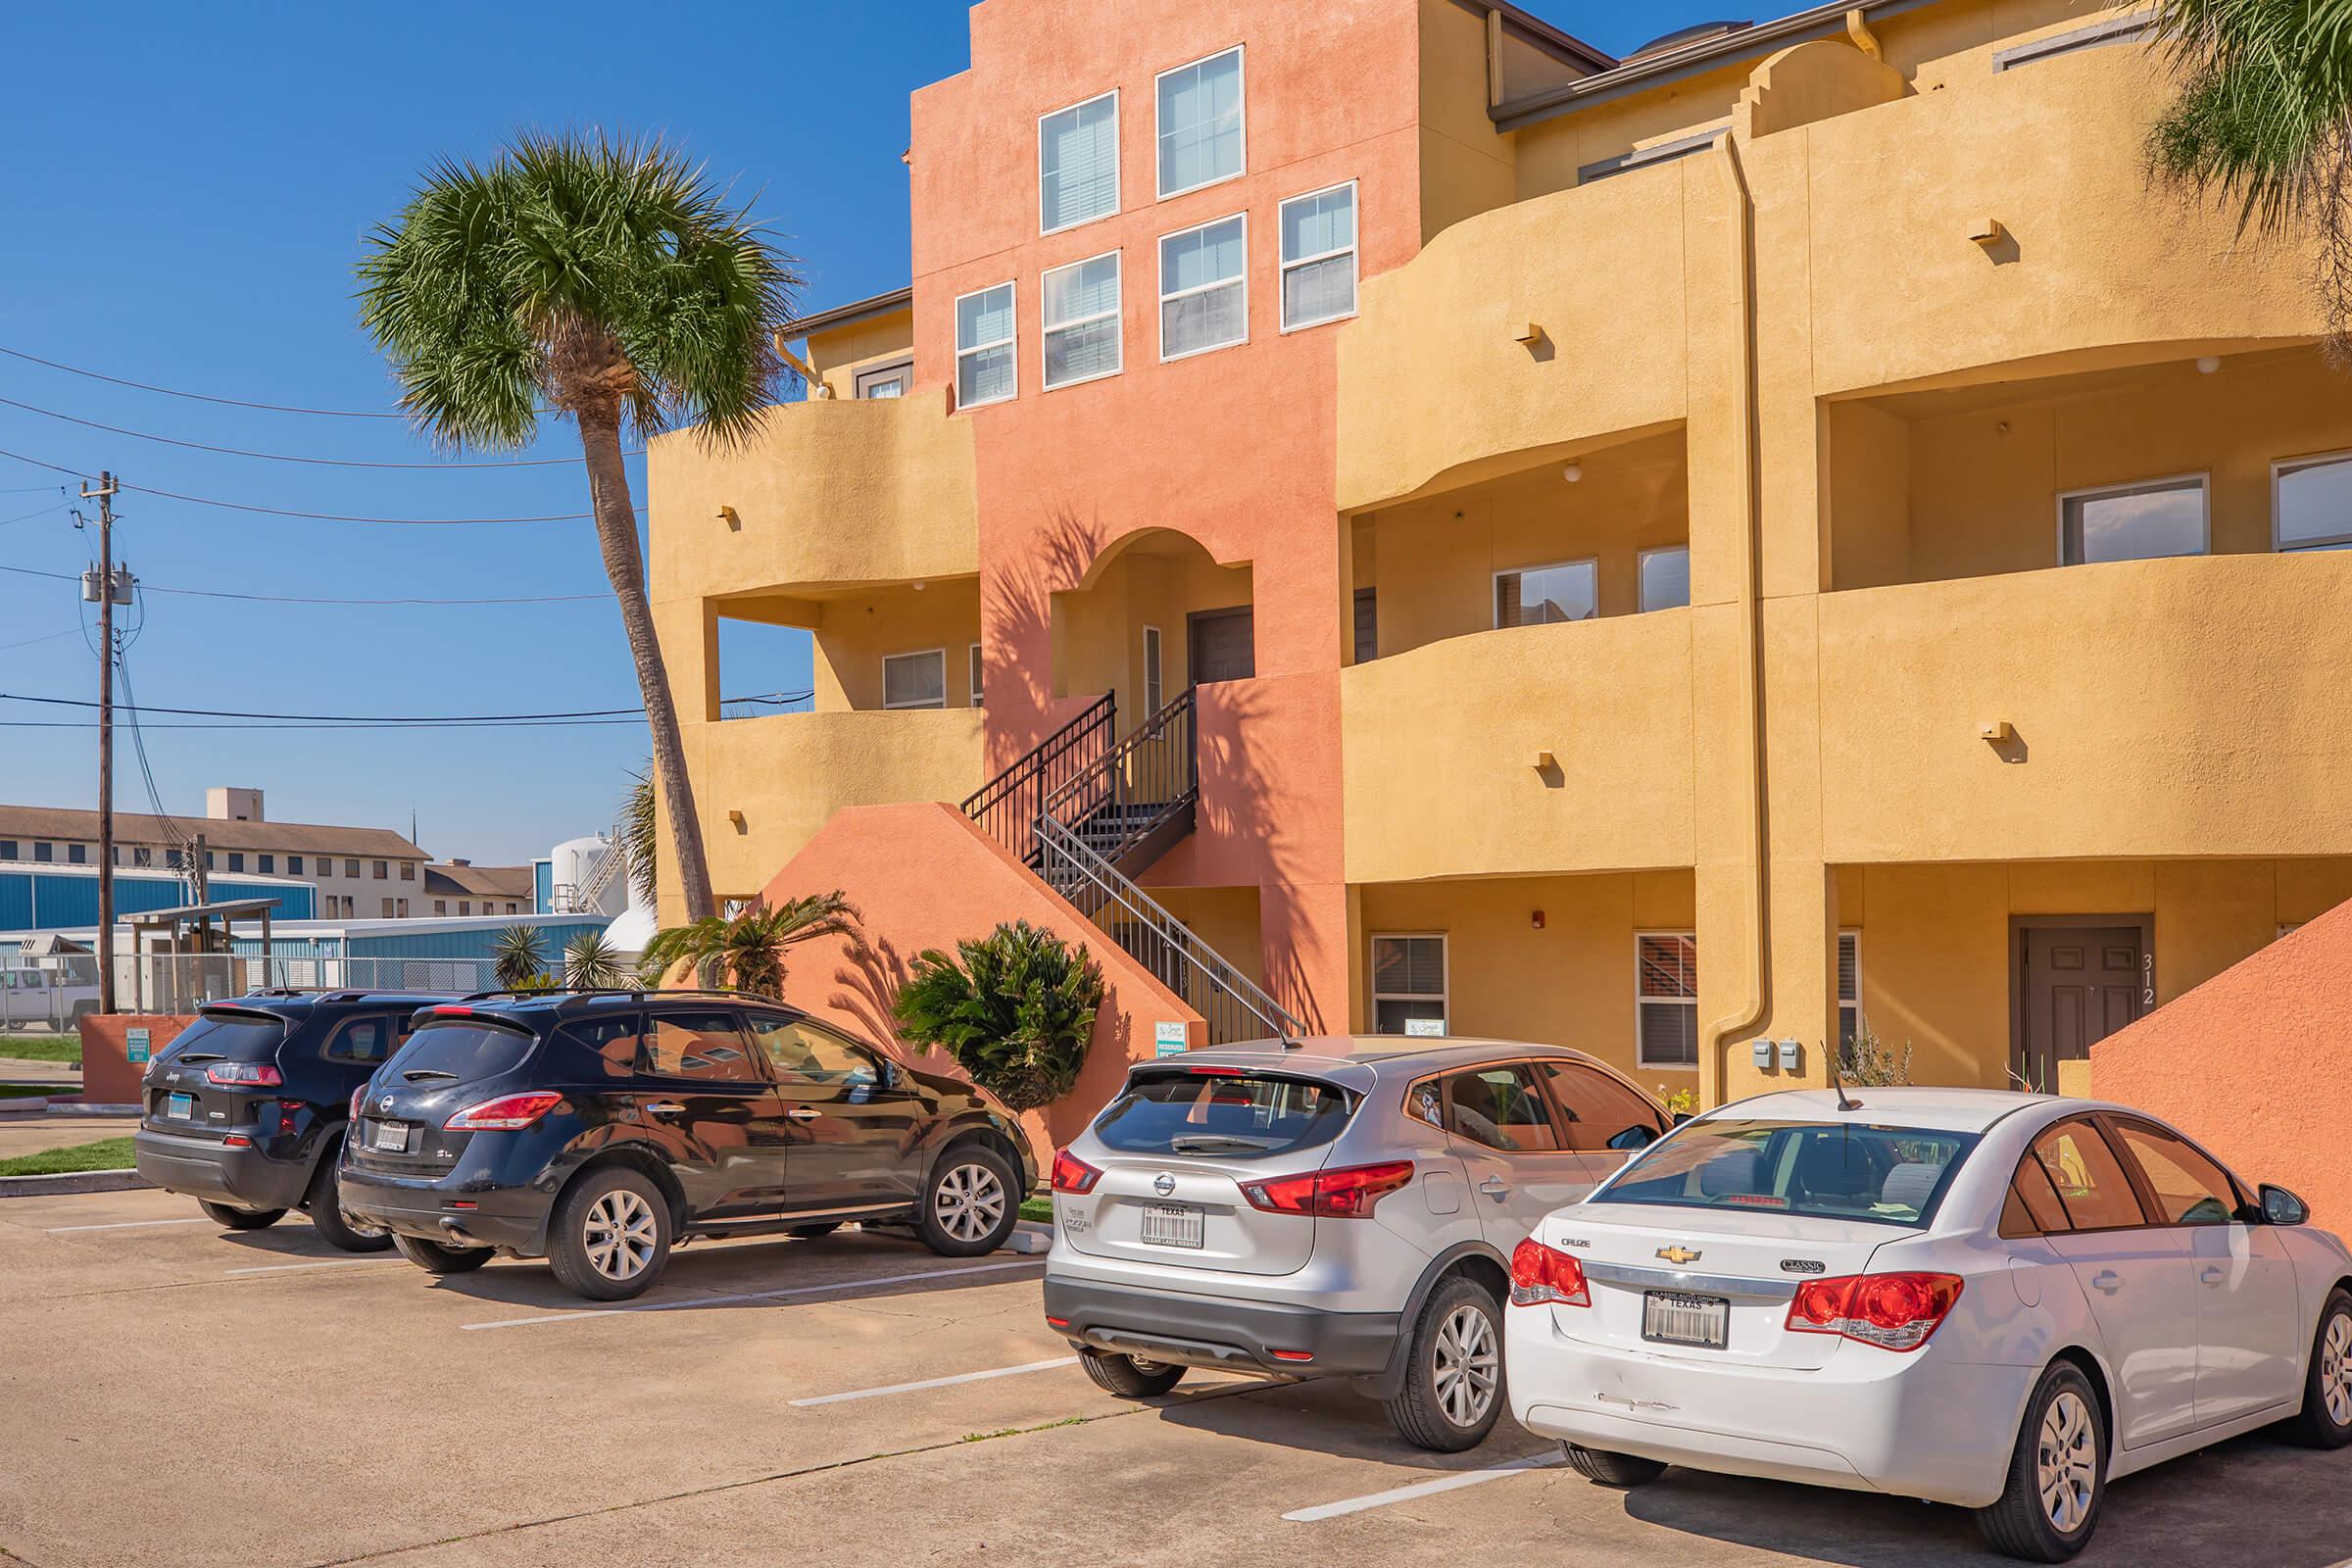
[547, 833, 626, 917]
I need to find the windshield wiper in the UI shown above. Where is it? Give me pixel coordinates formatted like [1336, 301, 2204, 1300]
[400, 1068, 460, 1083]
[1169, 1134, 1277, 1154]
[173, 1053, 224, 1064]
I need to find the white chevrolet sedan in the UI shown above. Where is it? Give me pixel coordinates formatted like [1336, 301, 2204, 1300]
[1504, 1089, 2352, 1562]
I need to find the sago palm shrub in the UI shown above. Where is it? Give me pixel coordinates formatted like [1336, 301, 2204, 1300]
[893, 921, 1104, 1111]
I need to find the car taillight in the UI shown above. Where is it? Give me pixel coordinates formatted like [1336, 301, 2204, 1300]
[1786, 1272, 1964, 1351]
[350, 1085, 368, 1122]
[1508, 1238, 1592, 1307]
[205, 1061, 283, 1086]
[1240, 1160, 1414, 1219]
[1051, 1149, 1103, 1195]
[442, 1092, 563, 1132]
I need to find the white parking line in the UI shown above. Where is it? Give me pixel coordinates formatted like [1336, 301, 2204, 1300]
[45, 1217, 213, 1235]
[1281, 1449, 1566, 1523]
[461, 1258, 1046, 1332]
[789, 1355, 1079, 1407]
[222, 1258, 395, 1277]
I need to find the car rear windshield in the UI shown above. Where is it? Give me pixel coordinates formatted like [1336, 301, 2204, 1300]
[164, 1009, 291, 1063]
[1093, 1071, 1355, 1160]
[381, 1018, 539, 1084]
[1592, 1120, 1981, 1228]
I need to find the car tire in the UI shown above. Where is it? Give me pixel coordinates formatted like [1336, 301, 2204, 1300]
[304, 1151, 395, 1253]
[392, 1234, 493, 1275]
[915, 1144, 1020, 1257]
[1976, 1360, 2105, 1562]
[547, 1165, 672, 1301]
[1384, 1275, 1506, 1452]
[199, 1200, 284, 1230]
[2288, 1288, 2352, 1449]
[789, 1221, 843, 1241]
[1562, 1444, 1668, 1488]
[1079, 1348, 1187, 1397]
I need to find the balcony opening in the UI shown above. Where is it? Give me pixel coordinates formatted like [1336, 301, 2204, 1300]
[1347, 423, 1689, 663]
[715, 574, 981, 718]
[714, 614, 815, 719]
[1052, 528, 1252, 723]
[1826, 342, 2352, 592]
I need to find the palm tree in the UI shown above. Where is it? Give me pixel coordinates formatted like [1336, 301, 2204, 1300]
[640, 892, 858, 998]
[2149, 0, 2352, 343]
[358, 132, 801, 924]
[620, 760, 659, 907]
[491, 924, 548, 991]
[564, 929, 630, 990]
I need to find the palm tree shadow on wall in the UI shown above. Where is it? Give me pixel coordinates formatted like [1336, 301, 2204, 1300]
[980, 501, 1108, 771]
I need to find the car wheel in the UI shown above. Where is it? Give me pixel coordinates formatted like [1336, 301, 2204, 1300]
[199, 1200, 284, 1230]
[789, 1221, 843, 1241]
[915, 1144, 1019, 1257]
[2289, 1288, 2352, 1449]
[304, 1152, 394, 1253]
[1977, 1360, 2104, 1562]
[1384, 1275, 1505, 1452]
[392, 1234, 493, 1275]
[1562, 1444, 1668, 1487]
[548, 1166, 671, 1301]
[1079, 1348, 1187, 1397]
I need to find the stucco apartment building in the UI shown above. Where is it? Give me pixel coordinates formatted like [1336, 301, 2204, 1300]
[649, 0, 2352, 1116]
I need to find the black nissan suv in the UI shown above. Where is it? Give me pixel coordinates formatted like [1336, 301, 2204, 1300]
[132, 990, 462, 1250]
[340, 989, 1038, 1300]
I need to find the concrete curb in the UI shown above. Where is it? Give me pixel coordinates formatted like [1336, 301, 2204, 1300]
[19, 1102, 136, 1116]
[1004, 1221, 1053, 1255]
[0, 1098, 50, 1115]
[0, 1169, 150, 1199]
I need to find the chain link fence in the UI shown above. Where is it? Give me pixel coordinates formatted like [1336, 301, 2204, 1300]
[114, 955, 520, 1016]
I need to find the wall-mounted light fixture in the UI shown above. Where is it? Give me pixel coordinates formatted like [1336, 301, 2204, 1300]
[2196, 356, 2222, 374]
[1513, 321, 1545, 347]
[1968, 217, 2008, 249]
[1978, 719, 2014, 744]
[1561, 463, 1583, 483]
[1531, 749, 1555, 771]
[1530, 909, 1545, 931]
[717, 505, 741, 530]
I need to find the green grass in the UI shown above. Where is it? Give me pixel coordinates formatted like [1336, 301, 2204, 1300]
[1020, 1196, 1053, 1224]
[0, 1136, 135, 1178]
[0, 1034, 81, 1065]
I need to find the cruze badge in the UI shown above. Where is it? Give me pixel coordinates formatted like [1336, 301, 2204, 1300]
[1152, 1172, 1177, 1197]
[1656, 1246, 1703, 1266]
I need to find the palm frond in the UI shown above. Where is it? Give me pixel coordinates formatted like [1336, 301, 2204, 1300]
[619, 760, 659, 905]
[638, 892, 858, 996]
[490, 924, 549, 991]
[893, 921, 1103, 1111]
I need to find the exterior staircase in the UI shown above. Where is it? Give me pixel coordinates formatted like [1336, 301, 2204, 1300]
[962, 687, 1305, 1045]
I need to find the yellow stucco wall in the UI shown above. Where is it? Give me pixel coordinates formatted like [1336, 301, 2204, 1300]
[796, 577, 985, 713]
[1053, 538, 1252, 711]
[805, 308, 916, 400]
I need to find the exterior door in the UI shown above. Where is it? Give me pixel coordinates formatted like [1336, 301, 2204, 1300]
[1431, 1062, 1596, 1250]
[1188, 607, 1255, 685]
[636, 1008, 794, 1218]
[744, 1012, 926, 1212]
[2019, 924, 2146, 1091]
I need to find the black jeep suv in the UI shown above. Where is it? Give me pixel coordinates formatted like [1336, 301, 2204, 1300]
[132, 991, 461, 1250]
[340, 990, 1038, 1299]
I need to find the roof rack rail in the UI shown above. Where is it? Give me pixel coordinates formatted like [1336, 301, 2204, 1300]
[452, 985, 785, 1004]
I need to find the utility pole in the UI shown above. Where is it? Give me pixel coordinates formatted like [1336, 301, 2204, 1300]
[80, 472, 121, 1015]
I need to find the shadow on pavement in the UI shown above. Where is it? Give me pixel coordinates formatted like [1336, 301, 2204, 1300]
[1151, 1371, 1539, 1475]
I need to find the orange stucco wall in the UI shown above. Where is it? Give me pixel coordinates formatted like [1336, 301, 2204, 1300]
[902, 0, 1429, 1031]
[78, 1014, 194, 1105]
[2091, 898, 2352, 1229]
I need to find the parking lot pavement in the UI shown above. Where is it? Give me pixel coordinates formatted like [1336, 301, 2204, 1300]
[0, 1056, 84, 1089]
[5, 1187, 2349, 1568]
[0, 1113, 137, 1159]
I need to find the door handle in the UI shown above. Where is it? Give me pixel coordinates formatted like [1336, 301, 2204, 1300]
[2200, 1264, 2228, 1287]
[2091, 1270, 2123, 1296]
[646, 1102, 685, 1118]
[786, 1107, 822, 1124]
[1478, 1177, 1510, 1198]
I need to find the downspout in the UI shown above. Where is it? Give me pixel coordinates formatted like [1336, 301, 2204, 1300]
[1702, 131, 1770, 1106]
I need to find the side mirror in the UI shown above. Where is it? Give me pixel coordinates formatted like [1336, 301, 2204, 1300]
[1606, 1124, 1660, 1152]
[2260, 1183, 2309, 1227]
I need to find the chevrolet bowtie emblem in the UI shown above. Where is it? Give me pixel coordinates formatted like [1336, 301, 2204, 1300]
[1656, 1246, 1703, 1266]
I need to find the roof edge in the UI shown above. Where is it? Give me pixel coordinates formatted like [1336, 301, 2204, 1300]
[778, 286, 915, 340]
[1446, 0, 1618, 74]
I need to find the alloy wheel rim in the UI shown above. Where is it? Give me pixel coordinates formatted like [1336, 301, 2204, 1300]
[584, 1189, 658, 1281]
[2035, 1389, 2097, 1534]
[1433, 1303, 1499, 1428]
[2323, 1312, 2351, 1428]
[935, 1162, 1005, 1244]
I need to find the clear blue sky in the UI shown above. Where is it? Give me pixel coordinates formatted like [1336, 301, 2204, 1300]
[0, 1, 1709, 866]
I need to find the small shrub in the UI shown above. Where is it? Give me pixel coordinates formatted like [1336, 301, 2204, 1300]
[894, 921, 1103, 1111]
[1839, 1027, 1915, 1087]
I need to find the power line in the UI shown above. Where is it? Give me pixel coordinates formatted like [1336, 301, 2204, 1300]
[1, 691, 647, 722]
[0, 716, 655, 731]
[0, 562, 606, 606]
[0, 343, 414, 418]
[0, 627, 82, 653]
[0, 501, 70, 528]
[0, 445, 629, 523]
[0, 392, 644, 469]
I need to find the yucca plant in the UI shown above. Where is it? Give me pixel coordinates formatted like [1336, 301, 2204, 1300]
[358, 131, 802, 925]
[491, 925, 549, 991]
[564, 929, 631, 990]
[639, 892, 858, 997]
[893, 921, 1104, 1111]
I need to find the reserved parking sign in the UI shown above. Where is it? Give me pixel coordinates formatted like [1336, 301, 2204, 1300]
[1153, 1021, 1187, 1056]
[125, 1028, 151, 1065]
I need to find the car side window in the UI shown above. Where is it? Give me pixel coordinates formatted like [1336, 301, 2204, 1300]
[2110, 1119, 2240, 1226]
[2029, 1117, 2150, 1232]
[1998, 1153, 2076, 1238]
[744, 1012, 878, 1087]
[562, 1013, 646, 1079]
[1536, 1060, 1665, 1152]
[323, 1015, 395, 1066]
[641, 1010, 760, 1084]
[1441, 1065, 1562, 1152]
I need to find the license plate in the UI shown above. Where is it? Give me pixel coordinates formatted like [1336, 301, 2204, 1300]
[370, 1120, 410, 1153]
[165, 1092, 193, 1120]
[1642, 1291, 1730, 1349]
[1139, 1202, 1203, 1249]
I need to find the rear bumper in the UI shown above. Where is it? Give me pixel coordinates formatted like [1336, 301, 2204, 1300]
[133, 1127, 313, 1212]
[338, 1164, 551, 1253]
[1044, 1274, 1399, 1378]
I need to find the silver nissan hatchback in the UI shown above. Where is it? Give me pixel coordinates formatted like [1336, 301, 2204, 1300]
[1042, 1036, 1675, 1449]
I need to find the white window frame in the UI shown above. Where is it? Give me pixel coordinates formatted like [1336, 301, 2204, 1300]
[1037, 88, 1120, 237]
[1370, 932, 1447, 1037]
[1278, 179, 1359, 332]
[1635, 929, 1699, 1071]
[2055, 471, 2210, 565]
[1494, 557, 1599, 628]
[1154, 43, 1247, 200]
[1040, 249, 1124, 391]
[2272, 449, 2352, 552]
[1637, 544, 1692, 612]
[1157, 211, 1250, 363]
[853, 360, 912, 400]
[1143, 624, 1164, 711]
[968, 643, 985, 709]
[952, 280, 1018, 410]
[881, 648, 949, 710]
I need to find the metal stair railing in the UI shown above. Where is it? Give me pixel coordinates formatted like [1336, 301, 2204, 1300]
[1035, 813, 1306, 1047]
[1039, 686, 1197, 867]
[960, 692, 1115, 865]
